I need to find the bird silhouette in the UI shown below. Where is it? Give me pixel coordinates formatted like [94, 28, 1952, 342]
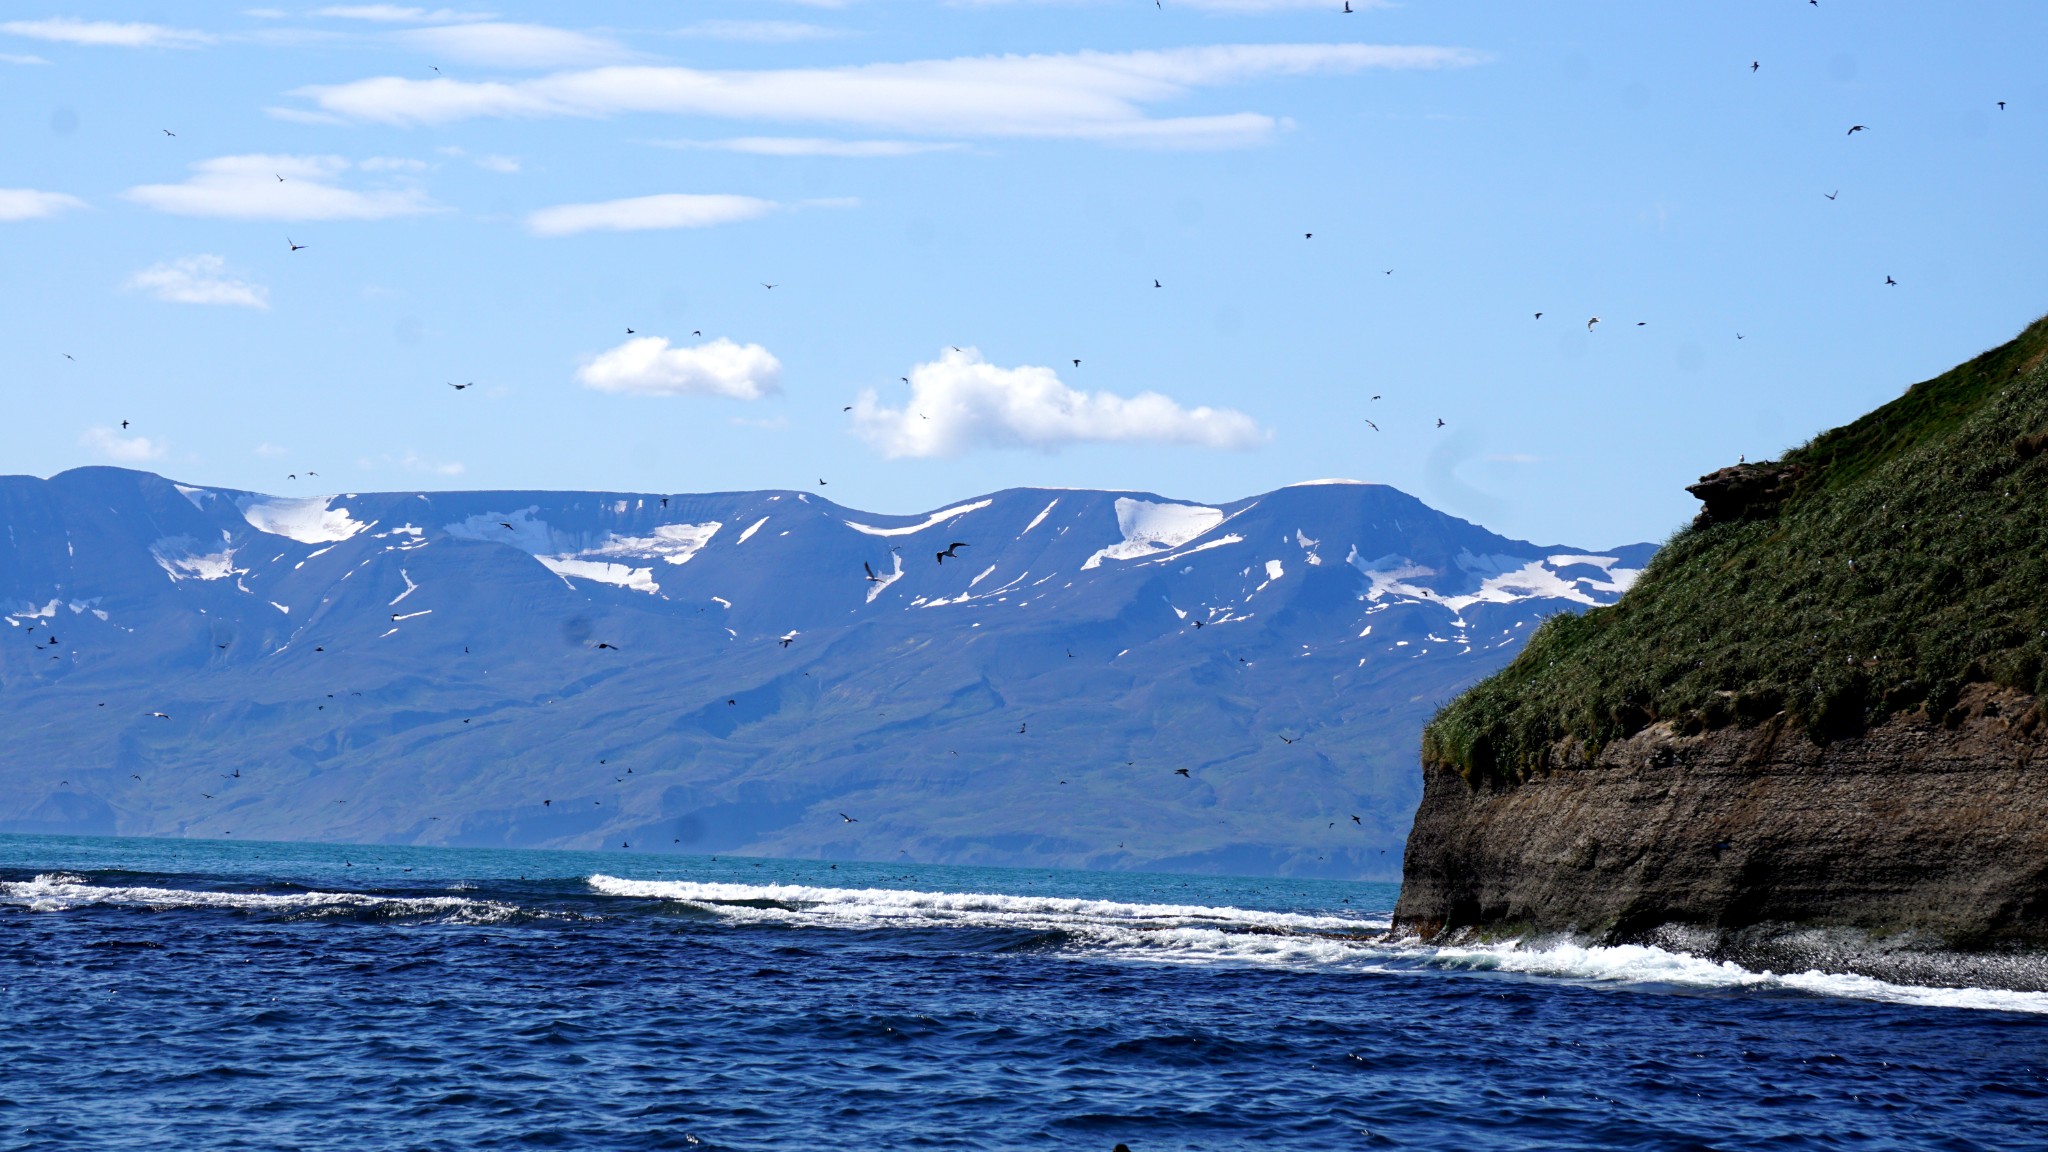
[1072, 359, 1081, 367]
[1436, 418, 1446, 428]
[1825, 190, 1838, 201]
[762, 283, 778, 289]
[594, 642, 618, 650]
[1174, 768, 1191, 777]
[1885, 275, 1897, 286]
[1847, 124, 1866, 135]
[626, 327, 635, 334]
[163, 129, 176, 137]
[1534, 312, 1542, 319]
[1304, 232, 1312, 239]
[1279, 734, 1296, 744]
[841, 813, 858, 822]
[1343, 1, 1353, 10]
[499, 522, 514, 530]
[288, 238, 307, 251]
[1153, 279, 1162, 287]
[1588, 316, 1600, 330]
[1351, 815, 1362, 825]
[864, 561, 884, 583]
[1998, 101, 2006, 110]
[449, 381, 472, 389]
[935, 541, 968, 563]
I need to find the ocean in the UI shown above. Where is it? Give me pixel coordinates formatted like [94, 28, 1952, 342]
[3, 834, 2043, 1150]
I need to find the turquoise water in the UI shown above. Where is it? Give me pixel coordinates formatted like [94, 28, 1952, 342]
[3, 834, 2043, 1150]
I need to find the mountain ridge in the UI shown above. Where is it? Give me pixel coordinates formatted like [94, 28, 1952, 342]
[2, 466, 1651, 877]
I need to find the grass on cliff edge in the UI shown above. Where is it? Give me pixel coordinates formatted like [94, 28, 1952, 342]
[1426, 312, 2048, 787]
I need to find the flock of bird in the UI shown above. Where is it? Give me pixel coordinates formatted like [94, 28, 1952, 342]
[31, 6, 2016, 865]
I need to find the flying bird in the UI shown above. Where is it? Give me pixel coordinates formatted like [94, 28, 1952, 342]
[163, 129, 175, 136]
[779, 632, 797, 648]
[449, 381, 472, 389]
[1352, 815, 1362, 825]
[693, 330, 702, 336]
[1174, 768, 1191, 777]
[1751, 61, 1759, 73]
[1998, 101, 2006, 110]
[762, 283, 777, 289]
[1587, 316, 1600, 330]
[1825, 190, 1838, 200]
[1534, 312, 1542, 319]
[626, 327, 635, 334]
[1847, 124, 1866, 135]
[864, 561, 884, 583]
[1279, 735, 1296, 744]
[499, 522, 514, 530]
[594, 642, 618, 650]
[935, 541, 968, 563]
[1436, 418, 1446, 428]
[1364, 419, 1379, 431]
[841, 813, 858, 822]
[1343, 1, 1353, 10]
[148, 712, 170, 719]
[121, 420, 128, 428]
[1885, 275, 1897, 286]
[1153, 279, 1162, 288]
[1072, 359, 1081, 367]
[818, 478, 827, 486]
[287, 238, 307, 251]
[1304, 232, 1312, 239]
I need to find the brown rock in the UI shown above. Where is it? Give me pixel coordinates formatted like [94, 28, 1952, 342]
[1683, 460, 1804, 527]
[1393, 684, 2048, 989]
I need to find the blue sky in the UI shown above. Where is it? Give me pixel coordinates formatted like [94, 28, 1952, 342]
[3, 2, 2043, 547]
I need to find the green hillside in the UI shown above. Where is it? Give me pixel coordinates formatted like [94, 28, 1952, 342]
[1427, 313, 2048, 786]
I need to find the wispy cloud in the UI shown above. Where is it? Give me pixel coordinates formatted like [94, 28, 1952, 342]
[437, 144, 520, 171]
[0, 18, 212, 48]
[1, 52, 49, 64]
[0, 188, 85, 221]
[578, 336, 782, 400]
[126, 255, 270, 309]
[396, 22, 631, 68]
[673, 20, 845, 44]
[527, 193, 778, 236]
[124, 154, 440, 221]
[80, 426, 167, 463]
[316, 5, 497, 21]
[295, 42, 1485, 146]
[658, 137, 962, 158]
[853, 347, 1267, 458]
[357, 450, 467, 475]
[255, 442, 289, 457]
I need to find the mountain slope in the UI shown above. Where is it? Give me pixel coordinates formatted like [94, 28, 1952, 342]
[0, 469, 1649, 876]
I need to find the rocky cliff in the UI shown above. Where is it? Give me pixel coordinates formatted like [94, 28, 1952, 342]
[1396, 313, 2048, 983]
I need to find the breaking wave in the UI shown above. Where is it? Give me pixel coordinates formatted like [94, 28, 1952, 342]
[590, 875, 2048, 1015]
[1, 873, 524, 924]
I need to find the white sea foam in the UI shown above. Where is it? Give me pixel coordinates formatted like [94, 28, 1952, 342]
[1, 874, 518, 922]
[586, 876, 2048, 1014]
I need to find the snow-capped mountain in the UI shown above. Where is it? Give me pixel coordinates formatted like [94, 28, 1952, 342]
[0, 467, 1654, 877]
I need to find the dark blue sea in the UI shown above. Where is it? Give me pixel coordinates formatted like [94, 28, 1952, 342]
[3, 835, 2043, 1150]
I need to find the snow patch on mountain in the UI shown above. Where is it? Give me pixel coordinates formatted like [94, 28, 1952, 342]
[845, 499, 992, 538]
[581, 522, 722, 566]
[239, 496, 369, 544]
[538, 558, 660, 594]
[864, 552, 905, 603]
[1082, 498, 1224, 569]
[736, 517, 769, 544]
[1022, 499, 1059, 535]
[151, 537, 243, 582]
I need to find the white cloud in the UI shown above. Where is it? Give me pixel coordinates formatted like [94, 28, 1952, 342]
[852, 347, 1266, 458]
[294, 42, 1485, 145]
[316, 5, 496, 21]
[0, 188, 85, 221]
[396, 22, 630, 68]
[527, 193, 777, 236]
[126, 255, 270, 309]
[255, 442, 289, 457]
[674, 20, 844, 43]
[123, 154, 440, 221]
[0, 19, 212, 48]
[578, 337, 782, 400]
[81, 426, 167, 463]
[436, 144, 520, 171]
[1, 52, 50, 64]
[659, 137, 962, 158]
[358, 450, 467, 475]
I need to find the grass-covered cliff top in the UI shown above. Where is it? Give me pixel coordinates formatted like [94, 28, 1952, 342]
[1426, 312, 2048, 786]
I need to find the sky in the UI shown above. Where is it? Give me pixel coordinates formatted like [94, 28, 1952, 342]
[3, 2, 2044, 548]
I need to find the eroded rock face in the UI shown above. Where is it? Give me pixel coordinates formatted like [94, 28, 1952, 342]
[1394, 684, 2048, 987]
[1683, 461, 1804, 527]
